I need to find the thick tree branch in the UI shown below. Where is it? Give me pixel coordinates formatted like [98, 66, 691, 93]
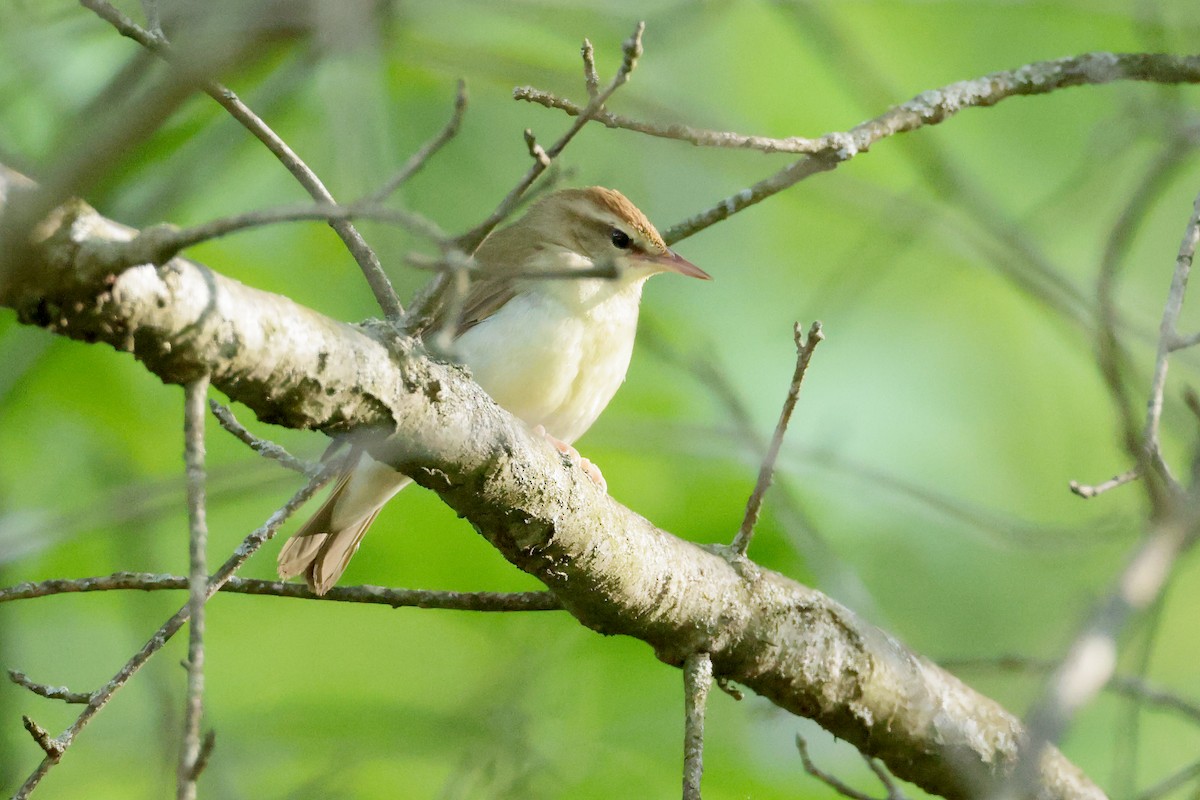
[0, 173, 1103, 800]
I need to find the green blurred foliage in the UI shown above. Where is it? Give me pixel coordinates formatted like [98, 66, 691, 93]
[2, 0, 1200, 797]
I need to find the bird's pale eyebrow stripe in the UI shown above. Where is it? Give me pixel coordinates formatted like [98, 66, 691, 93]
[568, 204, 625, 238]
[565, 196, 659, 251]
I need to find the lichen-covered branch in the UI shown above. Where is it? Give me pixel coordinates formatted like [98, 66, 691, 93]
[0, 172, 1103, 800]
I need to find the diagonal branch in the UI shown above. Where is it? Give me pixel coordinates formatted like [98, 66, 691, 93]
[453, 22, 646, 254]
[655, 52, 1200, 244]
[79, 0, 404, 321]
[731, 321, 823, 556]
[0, 169, 1104, 800]
[8, 469, 333, 799]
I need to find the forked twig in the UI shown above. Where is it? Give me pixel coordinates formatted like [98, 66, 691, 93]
[12, 470, 335, 798]
[1002, 192, 1200, 800]
[453, 21, 646, 253]
[79, 0, 404, 320]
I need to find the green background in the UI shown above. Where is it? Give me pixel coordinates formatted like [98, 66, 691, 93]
[2, 1, 1199, 797]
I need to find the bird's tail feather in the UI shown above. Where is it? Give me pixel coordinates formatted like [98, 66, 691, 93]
[278, 455, 410, 594]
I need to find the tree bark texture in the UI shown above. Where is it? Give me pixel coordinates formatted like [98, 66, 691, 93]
[0, 169, 1105, 800]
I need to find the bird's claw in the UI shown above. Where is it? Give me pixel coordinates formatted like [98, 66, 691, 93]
[533, 425, 608, 492]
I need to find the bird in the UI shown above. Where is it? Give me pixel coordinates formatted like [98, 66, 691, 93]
[277, 186, 710, 594]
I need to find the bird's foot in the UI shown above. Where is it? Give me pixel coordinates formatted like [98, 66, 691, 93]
[533, 425, 608, 492]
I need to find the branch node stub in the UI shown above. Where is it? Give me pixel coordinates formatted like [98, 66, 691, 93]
[700, 542, 761, 581]
[21, 715, 64, 760]
[716, 676, 745, 701]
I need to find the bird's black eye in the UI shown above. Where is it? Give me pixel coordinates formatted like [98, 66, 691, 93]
[610, 228, 632, 249]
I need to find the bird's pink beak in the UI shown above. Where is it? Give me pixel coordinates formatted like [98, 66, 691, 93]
[640, 249, 712, 280]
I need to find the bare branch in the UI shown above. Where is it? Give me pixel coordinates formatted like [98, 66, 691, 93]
[513, 87, 829, 154]
[1069, 468, 1140, 499]
[944, 655, 1200, 727]
[79, 0, 404, 320]
[731, 322, 824, 555]
[188, 730, 217, 782]
[660, 53, 1200, 244]
[523, 129, 552, 167]
[453, 21, 646, 253]
[0, 572, 563, 612]
[1139, 191, 1200, 492]
[580, 38, 599, 99]
[178, 376, 209, 800]
[1132, 757, 1200, 800]
[88, 200, 446, 271]
[209, 400, 315, 476]
[138, 0, 162, 39]
[1095, 135, 1196, 462]
[1007, 502, 1200, 800]
[863, 754, 910, 800]
[11, 470, 334, 798]
[21, 716, 63, 761]
[7, 670, 90, 704]
[0, 174, 1104, 800]
[682, 652, 713, 800]
[368, 79, 469, 204]
[796, 735, 878, 800]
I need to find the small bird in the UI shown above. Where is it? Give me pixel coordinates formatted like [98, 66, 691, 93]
[278, 187, 710, 594]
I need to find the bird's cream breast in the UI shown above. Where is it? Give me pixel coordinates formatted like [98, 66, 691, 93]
[455, 277, 645, 445]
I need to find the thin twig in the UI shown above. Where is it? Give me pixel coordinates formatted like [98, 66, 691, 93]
[731, 322, 824, 555]
[98, 200, 446, 269]
[1139, 192, 1200, 493]
[1133, 757, 1200, 800]
[796, 735, 877, 800]
[523, 129, 552, 167]
[0, 572, 563, 612]
[1069, 468, 1140, 499]
[7, 671, 90, 704]
[640, 321, 877, 613]
[208, 400, 314, 476]
[178, 376, 209, 800]
[453, 21, 646, 254]
[862, 754, 909, 800]
[21, 716, 63, 760]
[189, 730, 217, 782]
[138, 0, 161, 36]
[1096, 140, 1195, 461]
[80, 0, 404, 320]
[580, 38, 599, 99]
[514, 87, 827, 154]
[368, 79, 468, 204]
[943, 655, 1200, 726]
[682, 652, 713, 800]
[1005, 501, 1200, 800]
[406, 251, 620, 282]
[657, 52, 1200, 244]
[12, 471, 335, 799]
